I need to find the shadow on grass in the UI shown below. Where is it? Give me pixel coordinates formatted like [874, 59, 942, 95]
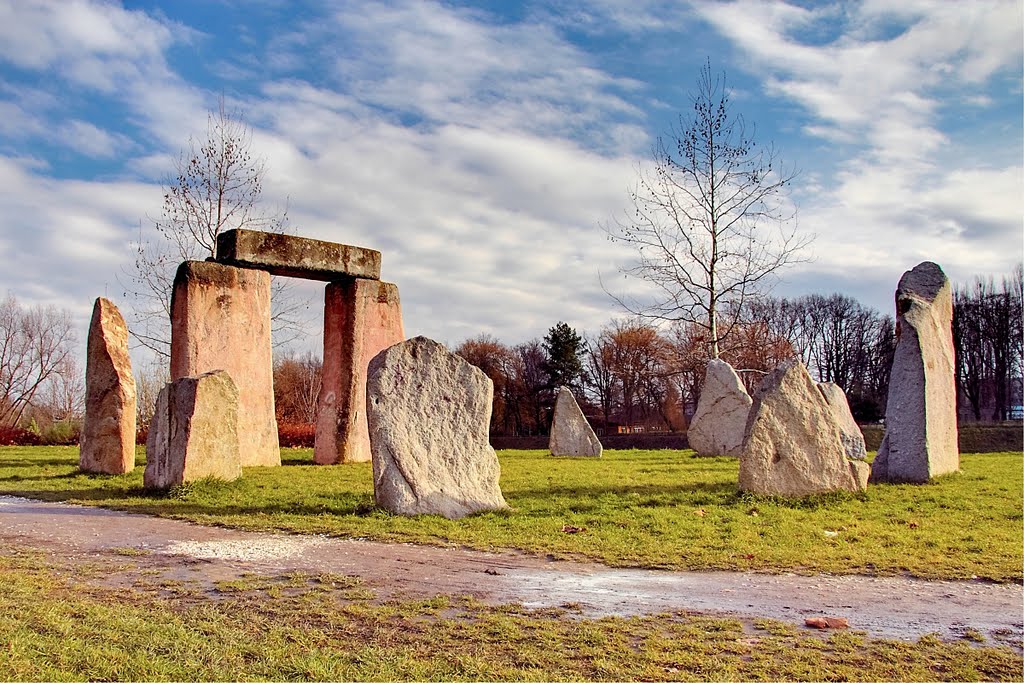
[0, 470, 105, 483]
[511, 480, 736, 499]
[0, 458, 82, 468]
[734, 489, 869, 509]
[0, 487, 147, 503]
[2, 486, 377, 519]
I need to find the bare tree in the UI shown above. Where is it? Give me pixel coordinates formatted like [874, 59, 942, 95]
[42, 355, 85, 422]
[606, 61, 812, 358]
[124, 99, 305, 358]
[135, 360, 169, 432]
[952, 267, 1024, 421]
[273, 351, 323, 424]
[0, 294, 78, 428]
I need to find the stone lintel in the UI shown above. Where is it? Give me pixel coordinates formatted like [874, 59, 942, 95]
[215, 229, 381, 281]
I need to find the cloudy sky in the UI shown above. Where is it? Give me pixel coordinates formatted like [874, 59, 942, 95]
[0, 0, 1021, 361]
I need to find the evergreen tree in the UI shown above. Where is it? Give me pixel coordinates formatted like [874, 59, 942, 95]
[543, 321, 584, 392]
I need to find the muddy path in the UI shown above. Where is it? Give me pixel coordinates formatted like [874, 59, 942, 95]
[2, 495, 1021, 644]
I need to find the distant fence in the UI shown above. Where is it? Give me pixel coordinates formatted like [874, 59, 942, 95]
[860, 424, 1022, 453]
[491, 433, 688, 451]
[494, 424, 1022, 453]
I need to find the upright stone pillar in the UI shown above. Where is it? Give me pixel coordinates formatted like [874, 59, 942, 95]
[80, 297, 136, 474]
[170, 261, 280, 467]
[315, 279, 404, 464]
[870, 261, 958, 483]
[687, 359, 752, 457]
[144, 370, 241, 489]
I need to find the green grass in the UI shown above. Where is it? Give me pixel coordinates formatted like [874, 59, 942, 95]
[1, 545, 1020, 682]
[0, 446, 1021, 581]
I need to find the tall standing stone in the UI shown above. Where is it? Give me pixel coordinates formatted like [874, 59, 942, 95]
[80, 298, 137, 474]
[314, 279, 404, 464]
[870, 262, 958, 483]
[687, 359, 752, 457]
[366, 336, 508, 519]
[739, 358, 867, 496]
[170, 261, 279, 467]
[549, 386, 602, 457]
[818, 382, 867, 461]
[144, 370, 241, 489]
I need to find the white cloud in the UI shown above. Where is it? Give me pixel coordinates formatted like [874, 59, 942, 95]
[0, 156, 159, 316]
[59, 119, 133, 158]
[696, 0, 1023, 306]
[245, 86, 639, 345]
[277, 0, 647, 154]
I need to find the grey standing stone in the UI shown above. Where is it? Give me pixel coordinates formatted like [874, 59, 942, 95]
[144, 370, 242, 490]
[366, 336, 507, 519]
[687, 359, 752, 457]
[870, 262, 959, 483]
[549, 386, 602, 457]
[818, 382, 867, 460]
[80, 297, 137, 474]
[739, 358, 866, 496]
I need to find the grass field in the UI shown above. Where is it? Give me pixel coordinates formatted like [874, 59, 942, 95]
[1, 544, 1020, 682]
[0, 446, 1020, 582]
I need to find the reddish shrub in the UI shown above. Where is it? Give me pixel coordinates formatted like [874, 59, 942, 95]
[0, 426, 41, 446]
[278, 422, 315, 448]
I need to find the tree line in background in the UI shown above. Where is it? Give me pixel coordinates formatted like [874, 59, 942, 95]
[0, 266, 1019, 445]
[458, 274, 1022, 437]
[952, 265, 1023, 422]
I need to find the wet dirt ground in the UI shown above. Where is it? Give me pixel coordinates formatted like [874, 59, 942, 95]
[2, 495, 1021, 644]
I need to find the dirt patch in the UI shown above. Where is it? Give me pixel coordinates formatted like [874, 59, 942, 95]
[2, 495, 1021, 645]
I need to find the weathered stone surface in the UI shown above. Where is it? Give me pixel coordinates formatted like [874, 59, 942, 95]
[80, 297, 137, 474]
[143, 370, 241, 489]
[818, 382, 867, 460]
[849, 459, 871, 491]
[315, 280, 404, 464]
[870, 262, 959, 483]
[366, 336, 507, 519]
[739, 358, 866, 496]
[687, 359, 752, 457]
[170, 261, 279, 467]
[549, 386, 602, 457]
[216, 229, 381, 281]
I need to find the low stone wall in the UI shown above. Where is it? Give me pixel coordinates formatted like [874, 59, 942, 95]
[491, 433, 689, 451]
[495, 425, 1021, 453]
[862, 424, 1023, 453]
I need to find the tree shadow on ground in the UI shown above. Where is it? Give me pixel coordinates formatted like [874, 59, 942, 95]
[0, 457, 81, 468]
[1, 487, 376, 520]
[510, 480, 736, 500]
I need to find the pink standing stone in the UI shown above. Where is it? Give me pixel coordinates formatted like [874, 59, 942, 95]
[80, 297, 136, 474]
[314, 279, 404, 464]
[170, 261, 280, 467]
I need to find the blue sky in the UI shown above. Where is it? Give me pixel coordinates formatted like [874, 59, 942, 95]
[0, 0, 1021, 362]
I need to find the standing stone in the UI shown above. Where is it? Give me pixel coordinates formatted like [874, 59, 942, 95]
[549, 386, 602, 457]
[314, 280, 404, 464]
[687, 359, 752, 457]
[818, 382, 867, 460]
[870, 262, 959, 483]
[170, 261, 279, 467]
[144, 370, 241, 489]
[80, 298, 137, 474]
[739, 358, 866, 496]
[366, 336, 507, 519]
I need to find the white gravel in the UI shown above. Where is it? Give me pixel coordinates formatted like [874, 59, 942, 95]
[161, 536, 327, 562]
